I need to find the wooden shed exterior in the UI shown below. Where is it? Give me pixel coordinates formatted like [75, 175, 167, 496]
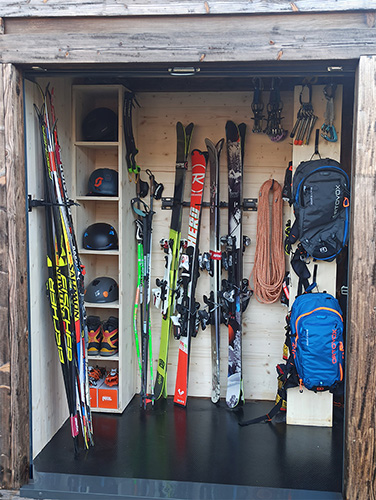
[0, 2, 375, 499]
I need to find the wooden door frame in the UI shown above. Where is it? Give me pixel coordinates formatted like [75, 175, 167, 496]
[0, 63, 30, 489]
[0, 51, 375, 500]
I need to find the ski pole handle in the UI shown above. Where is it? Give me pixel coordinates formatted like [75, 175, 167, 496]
[131, 197, 149, 218]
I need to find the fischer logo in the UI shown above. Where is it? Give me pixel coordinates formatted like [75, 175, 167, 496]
[332, 329, 337, 364]
[333, 185, 341, 217]
[187, 206, 200, 245]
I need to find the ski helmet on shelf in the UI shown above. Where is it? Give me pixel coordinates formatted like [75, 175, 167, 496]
[82, 108, 118, 142]
[84, 277, 119, 303]
[87, 168, 118, 196]
[83, 222, 118, 250]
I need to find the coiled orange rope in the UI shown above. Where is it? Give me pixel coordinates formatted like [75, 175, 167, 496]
[251, 179, 285, 303]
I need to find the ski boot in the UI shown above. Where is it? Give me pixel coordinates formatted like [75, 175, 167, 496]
[100, 316, 119, 356]
[87, 315, 102, 355]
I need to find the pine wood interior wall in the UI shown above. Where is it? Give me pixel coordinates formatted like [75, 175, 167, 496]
[136, 91, 294, 400]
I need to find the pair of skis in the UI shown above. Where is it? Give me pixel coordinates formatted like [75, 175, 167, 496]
[203, 122, 251, 408]
[154, 121, 250, 408]
[35, 85, 93, 453]
[154, 122, 195, 401]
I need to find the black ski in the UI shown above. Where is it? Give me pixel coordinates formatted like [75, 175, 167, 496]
[203, 138, 224, 404]
[221, 121, 251, 409]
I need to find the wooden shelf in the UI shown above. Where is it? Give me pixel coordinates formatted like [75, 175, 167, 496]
[79, 248, 119, 256]
[84, 300, 119, 309]
[88, 354, 119, 361]
[91, 407, 122, 414]
[74, 141, 119, 148]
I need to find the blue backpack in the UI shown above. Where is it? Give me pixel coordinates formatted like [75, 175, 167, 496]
[239, 292, 345, 426]
[289, 292, 344, 391]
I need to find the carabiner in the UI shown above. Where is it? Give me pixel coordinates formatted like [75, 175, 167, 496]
[320, 123, 337, 142]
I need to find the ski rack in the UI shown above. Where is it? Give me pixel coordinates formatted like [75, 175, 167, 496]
[28, 195, 78, 212]
[161, 197, 257, 211]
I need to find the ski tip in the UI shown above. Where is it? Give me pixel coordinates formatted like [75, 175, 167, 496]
[225, 120, 239, 142]
[186, 122, 194, 133]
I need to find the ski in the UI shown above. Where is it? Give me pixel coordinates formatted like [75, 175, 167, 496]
[173, 149, 208, 407]
[203, 138, 224, 404]
[221, 121, 250, 409]
[35, 85, 93, 452]
[154, 122, 194, 400]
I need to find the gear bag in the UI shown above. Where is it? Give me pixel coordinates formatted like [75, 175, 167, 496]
[289, 292, 344, 390]
[239, 292, 344, 426]
[286, 158, 350, 261]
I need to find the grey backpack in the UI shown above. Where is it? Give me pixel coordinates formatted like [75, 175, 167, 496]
[287, 158, 350, 261]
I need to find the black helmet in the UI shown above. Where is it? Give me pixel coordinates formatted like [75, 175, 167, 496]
[87, 168, 118, 196]
[83, 223, 118, 250]
[85, 277, 119, 303]
[82, 108, 118, 141]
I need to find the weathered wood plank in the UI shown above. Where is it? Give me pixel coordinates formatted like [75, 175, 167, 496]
[1, 12, 376, 64]
[0, 0, 374, 18]
[0, 63, 29, 489]
[344, 55, 376, 500]
[0, 61, 12, 491]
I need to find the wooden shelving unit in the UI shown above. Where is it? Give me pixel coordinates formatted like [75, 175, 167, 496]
[72, 84, 136, 413]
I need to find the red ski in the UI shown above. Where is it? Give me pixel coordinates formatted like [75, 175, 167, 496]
[173, 149, 207, 406]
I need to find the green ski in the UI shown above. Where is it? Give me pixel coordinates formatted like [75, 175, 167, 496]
[154, 122, 194, 400]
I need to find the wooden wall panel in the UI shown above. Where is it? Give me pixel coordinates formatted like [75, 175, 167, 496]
[1, 13, 376, 64]
[0, 0, 374, 18]
[136, 91, 293, 400]
[0, 63, 29, 489]
[344, 55, 376, 500]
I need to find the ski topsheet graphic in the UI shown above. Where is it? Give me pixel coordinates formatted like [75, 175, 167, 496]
[154, 122, 194, 400]
[173, 149, 208, 407]
[221, 121, 251, 409]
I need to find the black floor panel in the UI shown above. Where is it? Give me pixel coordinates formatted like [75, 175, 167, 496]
[27, 397, 343, 498]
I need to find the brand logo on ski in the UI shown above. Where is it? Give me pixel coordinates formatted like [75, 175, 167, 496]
[192, 171, 205, 188]
[47, 277, 65, 364]
[187, 206, 200, 245]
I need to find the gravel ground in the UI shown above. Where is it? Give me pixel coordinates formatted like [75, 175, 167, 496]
[0, 491, 30, 500]
[0, 491, 51, 500]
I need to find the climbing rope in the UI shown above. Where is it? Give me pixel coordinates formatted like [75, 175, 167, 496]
[251, 179, 285, 304]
